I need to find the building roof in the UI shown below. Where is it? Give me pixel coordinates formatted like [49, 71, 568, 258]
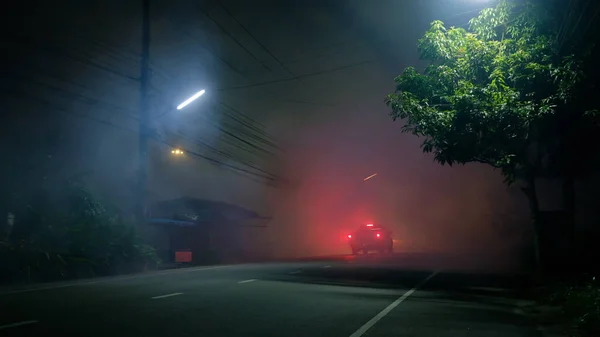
[149, 196, 267, 224]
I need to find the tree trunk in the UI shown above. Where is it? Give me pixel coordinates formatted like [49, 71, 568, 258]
[562, 175, 576, 260]
[522, 174, 542, 273]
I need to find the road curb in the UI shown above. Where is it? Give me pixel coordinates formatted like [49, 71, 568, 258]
[0, 256, 351, 295]
[513, 300, 571, 337]
[0, 265, 229, 295]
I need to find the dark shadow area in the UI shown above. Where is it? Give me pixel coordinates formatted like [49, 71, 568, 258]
[407, 304, 534, 328]
[259, 254, 531, 306]
[402, 294, 519, 310]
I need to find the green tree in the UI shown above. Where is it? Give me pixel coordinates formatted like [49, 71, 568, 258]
[384, 0, 582, 268]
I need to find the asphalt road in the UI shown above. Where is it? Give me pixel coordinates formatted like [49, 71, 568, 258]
[0, 254, 541, 337]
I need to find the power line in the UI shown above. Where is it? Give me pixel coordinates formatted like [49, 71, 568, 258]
[45, 37, 282, 157]
[167, 129, 280, 178]
[154, 97, 280, 157]
[12, 34, 281, 144]
[16, 56, 281, 172]
[5, 27, 288, 185]
[3, 87, 282, 184]
[165, 17, 249, 79]
[3, 88, 135, 134]
[40, 17, 177, 85]
[219, 103, 279, 143]
[160, 139, 278, 182]
[7, 71, 139, 121]
[162, 9, 345, 121]
[6, 21, 297, 182]
[187, 109, 278, 158]
[168, 4, 343, 115]
[218, 2, 298, 80]
[14, 29, 180, 98]
[78, 34, 175, 85]
[38, 38, 140, 82]
[160, 102, 282, 177]
[277, 39, 366, 65]
[197, 5, 273, 73]
[217, 59, 375, 91]
[164, 104, 280, 162]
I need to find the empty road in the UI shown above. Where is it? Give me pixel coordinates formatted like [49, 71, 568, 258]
[0, 254, 540, 337]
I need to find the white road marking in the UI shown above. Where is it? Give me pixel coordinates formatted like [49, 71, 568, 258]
[151, 292, 183, 299]
[289, 270, 301, 274]
[0, 320, 39, 330]
[0, 265, 226, 296]
[323, 265, 331, 268]
[348, 271, 439, 337]
[238, 279, 257, 284]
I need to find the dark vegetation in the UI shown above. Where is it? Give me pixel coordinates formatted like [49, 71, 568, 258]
[527, 275, 600, 337]
[0, 180, 160, 284]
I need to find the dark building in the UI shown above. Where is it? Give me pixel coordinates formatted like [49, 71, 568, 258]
[146, 197, 272, 265]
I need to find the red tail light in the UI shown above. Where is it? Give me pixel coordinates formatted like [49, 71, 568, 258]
[376, 233, 381, 238]
[347, 234, 352, 239]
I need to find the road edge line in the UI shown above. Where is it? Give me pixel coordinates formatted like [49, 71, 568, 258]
[238, 279, 257, 284]
[0, 320, 39, 330]
[0, 265, 227, 296]
[151, 292, 183, 299]
[348, 271, 439, 337]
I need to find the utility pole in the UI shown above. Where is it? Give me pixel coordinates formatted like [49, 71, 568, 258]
[136, 0, 151, 225]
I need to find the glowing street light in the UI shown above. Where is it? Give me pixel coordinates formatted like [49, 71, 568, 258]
[171, 149, 184, 155]
[153, 89, 207, 121]
[176, 90, 206, 110]
[363, 173, 378, 181]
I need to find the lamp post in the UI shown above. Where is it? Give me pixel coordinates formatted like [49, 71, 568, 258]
[136, 89, 206, 223]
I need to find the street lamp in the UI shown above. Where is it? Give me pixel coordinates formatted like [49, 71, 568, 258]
[363, 173, 378, 181]
[165, 90, 206, 155]
[176, 90, 206, 110]
[136, 88, 207, 223]
[154, 89, 207, 120]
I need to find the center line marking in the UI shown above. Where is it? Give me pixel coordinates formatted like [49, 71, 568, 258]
[238, 279, 257, 284]
[348, 271, 439, 337]
[324, 265, 331, 268]
[151, 292, 183, 299]
[0, 320, 39, 330]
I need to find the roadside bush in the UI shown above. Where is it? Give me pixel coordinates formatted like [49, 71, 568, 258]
[544, 277, 600, 337]
[0, 181, 160, 284]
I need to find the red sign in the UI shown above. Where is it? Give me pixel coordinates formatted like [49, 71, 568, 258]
[175, 250, 192, 263]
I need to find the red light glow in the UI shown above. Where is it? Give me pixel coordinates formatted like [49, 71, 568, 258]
[366, 224, 374, 227]
[347, 234, 352, 239]
[376, 233, 381, 238]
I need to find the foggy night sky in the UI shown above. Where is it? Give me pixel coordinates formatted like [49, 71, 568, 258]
[1, 0, 544, 266]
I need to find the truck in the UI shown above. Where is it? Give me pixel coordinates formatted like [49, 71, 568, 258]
[347, 223, 393, 255]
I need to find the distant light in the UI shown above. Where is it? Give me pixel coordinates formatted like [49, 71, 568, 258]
[366, 224, 374, 227]
[172, 149, 184, 155]
[363, 173, 377, 181]
[176, 90, 206, 110]
[376, 233, 381, 238]
[347, 234, 352, 239]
